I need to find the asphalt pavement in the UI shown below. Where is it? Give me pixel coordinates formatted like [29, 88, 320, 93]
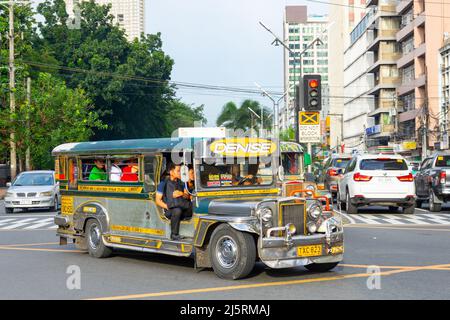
[1, 200, 450, 300]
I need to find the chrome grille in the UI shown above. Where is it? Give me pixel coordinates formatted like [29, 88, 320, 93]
[279, 202, 306, 235]
[17, 193, 25, 197]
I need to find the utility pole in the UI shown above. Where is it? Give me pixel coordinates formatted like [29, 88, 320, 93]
[8, 0, 17, 179]
[25, 77, 31, 171]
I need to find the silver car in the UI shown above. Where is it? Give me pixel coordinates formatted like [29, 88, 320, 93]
[4, 170, 60, 214]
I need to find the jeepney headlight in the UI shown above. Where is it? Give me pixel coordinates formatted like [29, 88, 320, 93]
[305, 185, 315, 196]
[308, 203, 322, 220]
[307, 221, 318, 234]
[257, 207, 273, 223]
[287, 223, 296, 235]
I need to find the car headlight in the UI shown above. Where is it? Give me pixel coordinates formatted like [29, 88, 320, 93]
[6, 192, 14, 198]
[256, 207, 273, 223]
[308, 203, 322, 220]
[40, 191, 53, 197]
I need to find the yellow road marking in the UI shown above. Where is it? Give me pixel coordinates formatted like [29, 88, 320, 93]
[0, 246, 85, 253]
[0, 242, 59, 247]
[341, 263, 450, 271]
[88, 262, 450, 300]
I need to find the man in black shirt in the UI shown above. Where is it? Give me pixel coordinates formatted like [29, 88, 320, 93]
[164, 163, 192, 241]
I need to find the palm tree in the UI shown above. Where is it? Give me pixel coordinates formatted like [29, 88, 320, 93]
[216, 100, 272, 132]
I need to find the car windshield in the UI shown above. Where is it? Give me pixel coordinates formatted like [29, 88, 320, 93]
[360, 159, 408, 171]
[282, 153, 301, 175]
[198, 158, 274, 188]
[332, 158, 350, 168]
[435, 156, 450, 167]
[13, 173, 54, 186]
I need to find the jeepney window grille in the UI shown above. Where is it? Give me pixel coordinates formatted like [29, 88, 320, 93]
[68, 158, 78, 189]
[198, 158, 274, 188]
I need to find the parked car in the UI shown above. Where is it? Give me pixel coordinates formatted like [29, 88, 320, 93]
[415, 153, 450, 211]
[322, 154, 352, 198]
[4, 170, 60, 214]
[337, 154, 415, 214]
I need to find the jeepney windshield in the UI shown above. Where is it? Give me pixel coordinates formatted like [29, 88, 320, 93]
[282, 152, 301, 176]
[198, 158, 274, 188]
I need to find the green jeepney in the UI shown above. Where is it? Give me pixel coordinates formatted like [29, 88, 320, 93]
[53, 137, 344, 279]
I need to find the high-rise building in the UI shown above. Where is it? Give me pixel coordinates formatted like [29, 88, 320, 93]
[343, 0, 401, 153]
[439, 36, 450, 149]
[282, 6, 329, 132]
[395, 0, 450, 158]
[65, 0, 145, 41]
[328, 0, 366, 152]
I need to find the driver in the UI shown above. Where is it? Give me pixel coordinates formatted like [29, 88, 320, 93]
[232, 163, 261, 186]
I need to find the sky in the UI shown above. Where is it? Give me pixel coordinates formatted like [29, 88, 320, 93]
[146, 0, 329, 126]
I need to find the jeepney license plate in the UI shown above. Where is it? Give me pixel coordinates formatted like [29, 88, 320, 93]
[297, 245, 322, 257]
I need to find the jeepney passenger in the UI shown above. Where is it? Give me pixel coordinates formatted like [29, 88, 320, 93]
[89, 159, 107, 181]
[121, 158, 139, 182]
[110, 159, 122, 182]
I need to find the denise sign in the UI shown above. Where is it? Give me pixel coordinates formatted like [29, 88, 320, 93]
[210, 138, 276, 157]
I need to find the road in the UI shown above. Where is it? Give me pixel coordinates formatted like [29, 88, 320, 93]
[1, 200, 450, 300]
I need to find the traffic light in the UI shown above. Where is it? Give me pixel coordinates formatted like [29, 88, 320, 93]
[298, 75, 322, 111]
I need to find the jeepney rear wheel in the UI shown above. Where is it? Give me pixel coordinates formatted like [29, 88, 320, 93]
[305, 262, 339, 273]
[209, 224, 256, 280]
[86, 219, 112, 258]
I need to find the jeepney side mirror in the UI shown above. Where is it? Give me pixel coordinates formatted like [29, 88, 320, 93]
[180, 165, 189, 183]
[278, 165, 285, 181]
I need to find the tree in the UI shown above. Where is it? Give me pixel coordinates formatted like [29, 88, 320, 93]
[166, 100, 207, 134]
[35, 0, 175, 139]
[2, 73, 104, 169]
[216, 99, 272, 132]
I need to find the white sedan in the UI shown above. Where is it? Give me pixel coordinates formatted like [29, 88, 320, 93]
[4, 170, 60, 214]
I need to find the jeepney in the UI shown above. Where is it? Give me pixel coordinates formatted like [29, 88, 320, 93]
[53, 137, 344, 280]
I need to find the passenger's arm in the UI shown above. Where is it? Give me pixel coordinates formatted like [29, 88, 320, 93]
[155, 193, 168, 210]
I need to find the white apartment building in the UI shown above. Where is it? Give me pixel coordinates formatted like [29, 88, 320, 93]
[282, 6, 329, 131]
[65, 0, 145, 41]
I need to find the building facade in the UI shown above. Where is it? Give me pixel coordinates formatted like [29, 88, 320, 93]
[65, 0, 145, 41]
[281, 6, 329, 134]
[395, 0, 450, 159]
[343, 0, 401, 153]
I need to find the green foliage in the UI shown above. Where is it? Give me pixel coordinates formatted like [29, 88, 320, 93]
[279, 127, 296, 141]
[166, 100, 207, 134]
[216, 99, 272, 131]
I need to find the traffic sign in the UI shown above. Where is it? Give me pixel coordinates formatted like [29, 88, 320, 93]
[299, 111, 320, 125]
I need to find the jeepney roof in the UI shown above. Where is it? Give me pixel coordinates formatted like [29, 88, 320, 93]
[280, 141, 303, 153]
[52, 138, 194, 156]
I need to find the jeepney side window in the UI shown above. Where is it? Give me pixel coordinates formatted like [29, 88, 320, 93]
[81, 157, 107, 181]
[68, 158, 78, 189]
[108, 156, 140, 182]
[143, 156, 157, 192]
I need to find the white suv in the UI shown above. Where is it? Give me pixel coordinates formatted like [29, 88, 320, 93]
[337, 154, 416, 214]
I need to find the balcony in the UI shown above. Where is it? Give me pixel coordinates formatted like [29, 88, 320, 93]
[399, 108, 420, 122]
[397, 42, 426, 69]
[368, 77, 401, 95]
[396, 0, 413, 14]
[397, 12, 426, 42]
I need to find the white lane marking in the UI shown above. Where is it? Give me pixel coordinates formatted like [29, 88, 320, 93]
[382, 218, 405, 225]
[416, 215, 450, 224]
[0, 218, 40, 230]
[23, 218, 55, 230]
[350, 215, 382, 224]
[0, 219, 18, 225]
[0, 214, 55, 218]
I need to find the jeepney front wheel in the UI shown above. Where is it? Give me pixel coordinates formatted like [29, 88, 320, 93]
[305, 262, 339, 273]
[86, 219, 112, 258]
[209, 224, 256, 280]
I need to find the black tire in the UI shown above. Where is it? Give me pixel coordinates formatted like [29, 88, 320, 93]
[429, 191, 442, 212]
[52, 196, 59, 212]
[85, 219, 112, 258]
[209, 224, 256, 280]
[388, 206, 398, 212]
[416, 200, 423, 208]
[305, 262, 339, 272]
[337, 190, 346, 211]
[346, 191, 358, 214]
[403, 204, 415, 214]
[5, 208, 13, 214]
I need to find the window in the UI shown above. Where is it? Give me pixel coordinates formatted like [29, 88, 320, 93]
[317, 51, 328, 57]
[117, 14, 124, 23]
[435, 155, 450, 167]
[346, 158, 357, 173]
[111, 157, 140, 182]
[359, 158, 408, 170]
[143, 156, 157, 192]
[317, 60, 327, 65]
[303, 67, 314, 73]
[68, 158, 78, 190]
[81, 157, 107, 181]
